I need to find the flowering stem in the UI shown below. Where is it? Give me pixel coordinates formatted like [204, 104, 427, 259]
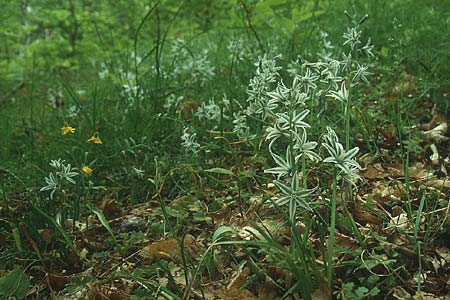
[345, 91, 351, 151]
[327, 168, 337, 289]
[302, 155, 307, 187]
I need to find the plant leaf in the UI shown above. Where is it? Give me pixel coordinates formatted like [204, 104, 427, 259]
[0, 268, 30, 298]
[213, 226, 236, 242]
[204, 167, 234, 176]
[90, 205, 119, 249]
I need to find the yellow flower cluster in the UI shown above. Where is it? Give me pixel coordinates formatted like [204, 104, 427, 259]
[61, 123, 103, 145]
[87, 133, 102, 144]
[60, 124, 100, 177]
[61, 124, 76, 136]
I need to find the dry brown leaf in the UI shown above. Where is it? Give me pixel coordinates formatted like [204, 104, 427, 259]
[212, 204, 233, 227]
[88, 284, 130, 300]
[364, 164, 388, 179]
[370, 181, 402, 204]
[216, 287, 258, 300]
[171, 195, 197, 207]
[311, 274, 331, 300]
[46, 273, 69, 291]
[388, 213, 410, 231]
[238, 220, 289, 242]
[107, 291, 130, 300]
[388, 164, 405, 178]
[353, 204, 383, 225]
[436, 247, 450, 265]
[227, 267, 251, 290]
[66, 251, 82, 269]
[257, 280, 279, 300]
[414, 292, 450, 300]
[409, 162, 434, 180]
[427, 178, 450, 189]
[99, 197, 117, 219]
[179, 99, 199, 122]
[266, 265, 295, 291]
[140, 235, 202, 262]
[392, 286, 411, 299]
[335, 232, 359, 250]
[38, 228, 53, 243]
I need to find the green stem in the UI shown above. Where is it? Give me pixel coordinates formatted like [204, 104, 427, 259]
[417, 241, 422, 293]
[302, 155, 307, 187]
[345, 94, 351, 151]
[343, 188, 364, 245]
[327, 168, 337, 288]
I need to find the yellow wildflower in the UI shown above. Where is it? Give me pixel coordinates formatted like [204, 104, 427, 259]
[87, 132, 102, 144]
[82, 166, 93, 175]
[61, 124, 76, 136]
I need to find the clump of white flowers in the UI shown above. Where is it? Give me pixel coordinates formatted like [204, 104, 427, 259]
[246, 54, 282, 120]
[40, 159, 78, 198]
[163, 94, 184, 112]
[181, 126, 200, 155]
[170, 38, 215, 86]
[66, 104, 80, 119]
[121, 83, 144, 112]
[48, 89, 64, 109]
[235, 15, 375, 221]
[322, 126, 362, 185]
[196, 98, 221, 123]
[263, 75, 318, 220]
[227, 35, 251, 62]
[233, 111, 255, 141]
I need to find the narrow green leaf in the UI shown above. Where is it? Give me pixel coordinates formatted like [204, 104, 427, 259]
[89, 206, 119, 249]
[212, 226, 236, 242]
[203, 167, 234, 176]
[33, 206, 74, 250]
[414, 191, 426, 240]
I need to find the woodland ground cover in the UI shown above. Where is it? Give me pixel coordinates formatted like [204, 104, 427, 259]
[0, 1, 450, 299]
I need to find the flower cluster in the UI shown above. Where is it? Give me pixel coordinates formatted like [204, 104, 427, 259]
[227, 36, 251, 62]
[121, 84, 144, 112]
[40, 159, 78, 198]
[61, 122, 103, 146]
[232, 111, 255, 141]
[246, 54, 282, 120]
[87, 133, 102, 144]
[274, 173, 316, 220]
[262, 76, 318, 219]
[195, 98, 221, 124]
[181, 126, 200, 155]
[322, 127, 362, 185]
[61, 124, 76, 136]
[248, 23, 374, 220]
[163, 94, 184, 112]
[170, 38, 215, 86]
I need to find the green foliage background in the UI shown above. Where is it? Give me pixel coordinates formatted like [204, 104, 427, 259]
[0, 0, 449, 192]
